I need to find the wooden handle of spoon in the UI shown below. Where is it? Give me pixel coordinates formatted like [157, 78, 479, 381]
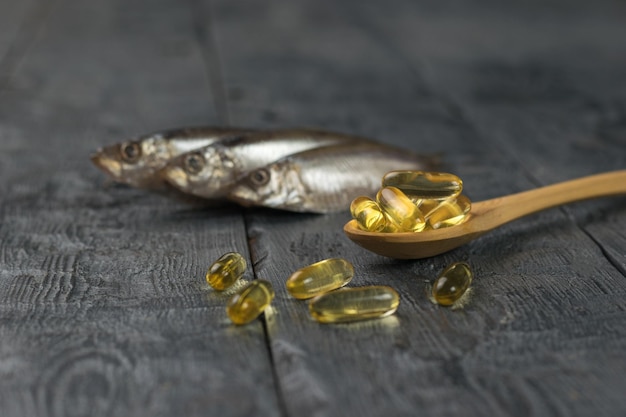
[473, 170, 626, 231]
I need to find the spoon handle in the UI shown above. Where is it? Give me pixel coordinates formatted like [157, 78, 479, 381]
[476, 170, 626, 230]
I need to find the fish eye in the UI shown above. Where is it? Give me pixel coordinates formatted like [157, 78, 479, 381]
[120, 142, 142, 163]
[250, 168, 270, 186]
[184, 153, 205, 174]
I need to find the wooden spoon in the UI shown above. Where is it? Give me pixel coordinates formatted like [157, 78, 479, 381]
[344, 170, 626, 259]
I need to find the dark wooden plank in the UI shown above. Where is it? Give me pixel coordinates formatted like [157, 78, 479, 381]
[2, 0, 625, 416]
[213, 0, 626, 416]
[0, 0, 280, 416]
[0, 0, 40, 87]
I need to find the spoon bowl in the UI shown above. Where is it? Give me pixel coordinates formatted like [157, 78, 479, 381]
[344, 170, 626, 259]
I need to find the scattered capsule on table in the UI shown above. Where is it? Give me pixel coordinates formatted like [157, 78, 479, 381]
[432, 262, 473, 306]
[425, 194, 472, 229]
[376, 186, 425, 232]
[382, 171, 463, 200]
[350, 196, 387, 232]
[226, 279, 275, 325]
[206, 252, 247, 291]
[286, 258, 354, 299]
[309, 286, 400, 323]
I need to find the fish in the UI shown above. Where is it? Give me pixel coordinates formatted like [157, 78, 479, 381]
[162, 129, 375, 199]
[90, 127, 255, 188]
[227, 142, 439, 213]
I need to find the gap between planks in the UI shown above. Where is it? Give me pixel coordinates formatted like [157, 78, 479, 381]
[243, 209, 290, 417]
[188, 0, 231, 126]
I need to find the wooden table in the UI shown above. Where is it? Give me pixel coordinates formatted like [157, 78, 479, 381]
[1, 0, 625, 416]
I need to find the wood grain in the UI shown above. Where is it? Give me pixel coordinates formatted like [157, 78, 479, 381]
[0, 0, 42, 89]
[0, 0, 279, 416]
[213, 0, 626, 416]
[1, 0, 625, 416]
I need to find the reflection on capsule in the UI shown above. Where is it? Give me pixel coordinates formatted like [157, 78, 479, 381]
[309, 286, 400, 323]
[376, 187, 425, 232]
[425, 195, 472, 229]
[382, 171, 463, 200]
[350, 196, 387, 232]
[415, 198, 441, 214]
[206, 252, 247, 291]
[286, 258, 354, 299]
[432, 262, 473, 306]
[226, 279, 275, 325]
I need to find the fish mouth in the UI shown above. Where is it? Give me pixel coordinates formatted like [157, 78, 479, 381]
[227, 184, 257, 207]
[90, 152, 122, 178]
[163, 165, 190, 190]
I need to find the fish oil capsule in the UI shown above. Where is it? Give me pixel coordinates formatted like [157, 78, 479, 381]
[432, 262, 473, 306]
[376, 186, 425, 232]
[382, 171, 463, 200]
[206, 252, 247, 291]
[382, 221, 402, 233]
[350, 196, 387, 232]
[286, 258, 354, 299]
[415, 198, 441, 215]
[425, 195, 471, 229]
[226, 279, 275, 325]
[309, 286, 400, 323]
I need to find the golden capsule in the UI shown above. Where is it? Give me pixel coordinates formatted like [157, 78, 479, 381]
[286, 258, 354, 299]
[376, 186, 425, 232]
[206, 252, 247, 291]
[382, 171, 463, 200]
[415, 198, 441, 214]
[382, 221, 402, 233]
[226, 279, 275, 325]
[425, 195, 471, 229]
[309, 286, 400, 323]
[432, 262, 473, 306]
[350, 196, 387, 232]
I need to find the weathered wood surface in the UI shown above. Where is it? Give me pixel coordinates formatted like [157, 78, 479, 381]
[0, 0, 278, 416]
[1, 0, 625, 416]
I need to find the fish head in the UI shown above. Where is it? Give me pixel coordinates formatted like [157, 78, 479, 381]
[90, 133, 170, 188]
[228, 161, 305, 210]
[162, 146, 237, 198]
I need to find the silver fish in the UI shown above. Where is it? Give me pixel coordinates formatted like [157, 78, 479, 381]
[90, 127, 254, 188]
[227, 142, 438, 213]
[163, 129, 374, 199]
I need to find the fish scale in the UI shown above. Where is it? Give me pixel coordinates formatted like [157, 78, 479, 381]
[162, 129, 374, 199]
[229, 142, 438, 213]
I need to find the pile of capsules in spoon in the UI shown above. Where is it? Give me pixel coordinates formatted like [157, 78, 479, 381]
[350, 170, 471, 232]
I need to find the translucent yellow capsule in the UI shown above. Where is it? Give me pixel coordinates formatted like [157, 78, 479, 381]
[382, 221, 402, 233]
[432, 262, 473, 306]
[382, 171, 463, 200]
[425, 195, 471, 229]
[376, 186, 425, 232]
[206, 252, 247, 291]
[226, 279, 275, 325]
[286, 258, 354, 299]
[415, 198, 441, 215]
[309, 286, 400, 323]
[350, 196, 387, 232]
